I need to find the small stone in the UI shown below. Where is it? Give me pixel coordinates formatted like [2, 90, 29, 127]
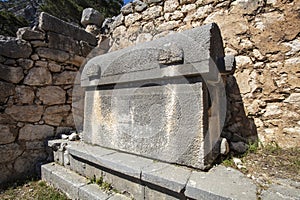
[81, 8, 104, 27]
[284, 93, 300, 107]
[48, 62, 61, 72]
[35, 61, 48, 68]
[61, 134, 69, 140]
[112, 14, 124, 28]
[85, 25, 101, 36]
[263, 103, 283, 117]
[164, 0, 179, 12]
[231, 0, 265, 15]
[181, 4, 196, 13]
[253, 49, 265, 60]
[124, 13, 142, 27]
[220, 138, 230, 155]
[233, 157, 242, 165]
[121, 3, 134, 15]
[235, 56, 252, 68]
[136, 33, 153, 44]
[17, 59, 34, 70]
[31, 54, 39, 60]
[142, 6, 162, 20]
[68, 132, 79, 141]
[157, 21, 180, 32]
[193, 5, 213, 20]
[134, 0, 148, 12]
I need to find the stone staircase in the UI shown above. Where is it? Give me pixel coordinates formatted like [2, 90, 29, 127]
[42, 140, 258, 200]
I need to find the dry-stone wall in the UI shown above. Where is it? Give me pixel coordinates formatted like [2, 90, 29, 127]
[0, 12, 96, 184]
[106, 0, 300, 148]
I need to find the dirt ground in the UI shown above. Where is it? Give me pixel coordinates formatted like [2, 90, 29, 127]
[221, 142, 300, 188]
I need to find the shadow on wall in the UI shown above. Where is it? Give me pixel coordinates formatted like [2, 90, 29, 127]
[222, 74, 258, 154]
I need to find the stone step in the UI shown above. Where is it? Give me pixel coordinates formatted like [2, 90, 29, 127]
[41, 162, 130, 200]
[46, 140, 259, 200]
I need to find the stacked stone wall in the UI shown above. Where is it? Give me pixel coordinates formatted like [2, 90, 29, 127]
[106, 0, 300, 148]
[0, 12, 96, 184]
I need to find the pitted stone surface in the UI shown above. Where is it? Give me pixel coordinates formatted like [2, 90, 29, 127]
[142, 162, 192, 193]
[39, 12, 97, 46]
[185, 166, 257, 200]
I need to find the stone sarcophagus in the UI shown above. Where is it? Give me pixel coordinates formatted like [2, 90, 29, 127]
[81, 23, 234, 170]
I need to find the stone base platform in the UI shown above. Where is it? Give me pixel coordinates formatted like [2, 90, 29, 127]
[42, 163, 130, 200]
[42, 140, 261, 200]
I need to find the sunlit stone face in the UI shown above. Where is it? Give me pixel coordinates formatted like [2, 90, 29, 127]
[83, 79, 206, 168]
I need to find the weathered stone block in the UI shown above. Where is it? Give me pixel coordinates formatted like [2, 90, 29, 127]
[14, 86, 35, 104]
[17, 27, 45, 40]
[36, 47, 70, 63]
[0, 64, 24, 84]
[19, 124, 54, 141]
[142, 162, 191, 193]
[39, 12, 97, 46]
[185, 166, 257, 200]
[0, 125, 17, 145]
[17, 58, 34, 70]
[43, 105, 71, 126]
[37, 86, 66, 105]
[0, 143, 23, 163]
[81, 8, 104, 27]
[79, 184, 111, 200]
[0, 81, 15, 103]
[48, 32, 81, 55]
[5, 105, 44, 122]
[102, 172, 145, 200]
[0, 113, 15, 124]
[0, 35, 32, 58]
[24, 67, 52, 86]
[53, 71, 77, 85]
[48, 62, 62, 72]
[69, 155, 102, 178]
[41, 163, 88, 199]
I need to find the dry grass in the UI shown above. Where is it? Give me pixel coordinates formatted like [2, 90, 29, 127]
[0, 179, 69, 200]
[221, 142, 300, 187]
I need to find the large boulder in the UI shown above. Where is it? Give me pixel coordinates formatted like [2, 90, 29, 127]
[81, 8, 104, 27]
